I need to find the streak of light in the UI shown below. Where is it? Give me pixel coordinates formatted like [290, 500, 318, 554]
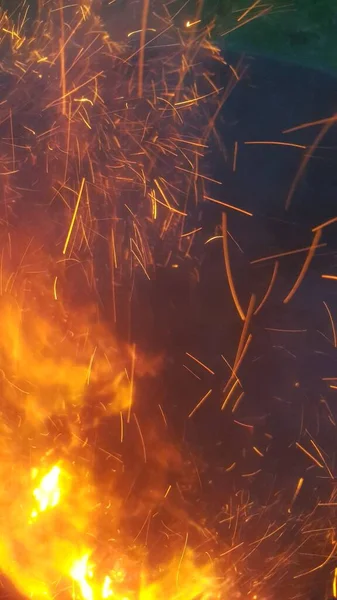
[128, 28, 156, 37]
[333, 568, 337, 598]
[295, 442, 324, 469]
[223, 335, 252, 398]
[222, 213, 245, 321]
[45, 72, 104, 109]
[176, 169, 222, 186]
[237, 0, 261, 21]
[86, 347, 97, 385]
[188, 389, 213, 419]
[185, 20, 201, 27]
[288, 477, 304, 513]
[244, 140, 306, 149]
[138, 0, 150, 98]
[253, 446, 264, 457]
[221, 6, 271, 37]
[133, 413, 147, 463]
[119, 412, 124, 443]
[221, 380, 240, 411]
[164, 485, 171, 498]
[175, 90, 220, 107]
[283, 114, 337, 133]
[9, 108, 15, 170]
[254, 261, 279, 315]
[283, 229, 322, 303]
[285, 120, 334, 210]
[233, 141, 238, 171]
[183, 365, 202, 380]
[265, 328, 306, 333]
[310, 438, 334, 479]
[59, 0, 67, 116]
[232, 391, 244, 413]
[251, 242, 326, 264]
[176, 532, 188, 589]
[127, 344, 136, 424]
[158, 404, 167, 428]
[185, 352, 215, 375]
[181, 227, 202, 238]
[323, 301, 337, 347]
[312, 214, 337, 232]
[62, 178, 85, 256]
[53, 276, 58, 300]
[234, 295, 256, 370]
[294, 542, 337, 579]
[220, 542, 244, 556]
[322, 274, 337, 281]
[205, 195, 253, 216]
[224, 462, 236, 473]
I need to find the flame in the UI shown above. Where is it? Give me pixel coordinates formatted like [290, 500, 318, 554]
[31, 465, 62, 519]
[0, 265, 223, 600]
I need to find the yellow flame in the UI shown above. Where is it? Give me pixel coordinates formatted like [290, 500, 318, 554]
[31, 465, 61, 518]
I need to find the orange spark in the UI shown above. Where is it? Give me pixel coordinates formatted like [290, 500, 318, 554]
[254, 261, 279, 315]
[185, 352, 215, 375]
[323, 301, 337, 347]
[295, 442, 324, 469]
[233, 141, 238, 172]
[283, 229, 322, 303]
[322, 274, 337, 281]
[237, 0, 261, 21]
[62, 178, 85, 255]
[222, 213, 245, 321]
[188, 388, 213, 419]
[251, 242, 326, 264]
[205, 195, 253, 217]
[127, 343, 136, 424]
[244, 140, 306, 149]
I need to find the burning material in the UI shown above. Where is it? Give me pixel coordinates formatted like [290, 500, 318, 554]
[0, 254, 226, 600]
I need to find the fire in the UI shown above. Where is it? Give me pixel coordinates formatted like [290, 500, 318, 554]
[31, 465, 62, 519]
[0, 261, 223, 600]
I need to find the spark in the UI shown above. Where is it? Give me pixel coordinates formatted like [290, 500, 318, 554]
[254, 261, 279, 315]
[133, 413, 147, 463]
[222, 212, 245, 321]
[283, 229, 322, 303]
[138, 0, 150, 98]
[232, 391, 244, 413]
[62, 178, 86, 256]
[283, 113, 337, 133]
[295, 442, 324, 469]
[221, 379, 240, 411]
[244, 140, 306, 149]
[323, 301, 337, 347]
[185, 352, 215, 375]
[322, 274, 337, 281]
[233, 141, 238, 172]
[205, 195, 253, 216]
[188, 388, 213, 419]
[285, 119, 334, 210]
[176, 532, 188, 589]
[237, 0, 262, 22]
[53, 276, 58, 300]
[127, 343, 136, 424]
[294, 542, 337, 579]
[288, 477, 304, 513]
[251, 242, 326, 264]
[185, 20, 201, 28]
[221, 6, 271, 37]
